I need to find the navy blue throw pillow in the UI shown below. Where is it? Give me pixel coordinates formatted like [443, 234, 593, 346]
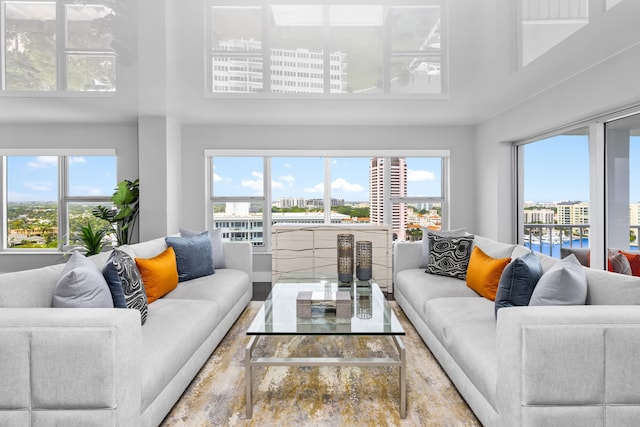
[165, 232, 214, 282]
[495, 251, 543, 318]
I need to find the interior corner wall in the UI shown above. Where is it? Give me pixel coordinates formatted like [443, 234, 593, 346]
[138, 116, 182, 242]
[474, 42, 640, 243]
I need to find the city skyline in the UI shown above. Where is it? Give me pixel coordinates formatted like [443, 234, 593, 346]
[212, 157, 442, 203]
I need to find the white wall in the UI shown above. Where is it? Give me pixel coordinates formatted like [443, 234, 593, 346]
[474, 0, 640, 242]
[0, 123, 138, 272]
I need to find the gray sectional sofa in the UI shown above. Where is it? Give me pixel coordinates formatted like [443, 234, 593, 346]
[394, 235, 640, 427]
[0, 236, 252, 427]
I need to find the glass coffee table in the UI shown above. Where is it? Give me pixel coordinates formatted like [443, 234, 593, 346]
[245, 272, 406, 419]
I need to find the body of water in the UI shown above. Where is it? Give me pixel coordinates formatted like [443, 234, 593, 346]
[525, 238, 638, 258]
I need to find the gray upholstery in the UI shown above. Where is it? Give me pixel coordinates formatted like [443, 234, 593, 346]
[394, 238, 640, 427]
[0, 238, 253, 427]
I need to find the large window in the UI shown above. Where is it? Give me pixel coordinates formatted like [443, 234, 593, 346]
[605, 114, 640, 253]
[209, 153, 448, 250]
[519, 128, 590, 257]
[3, 154, 116, 250]
[517, 110, 640, 270]
[207, 1, 445, 95]
[2, 1, 116, 92]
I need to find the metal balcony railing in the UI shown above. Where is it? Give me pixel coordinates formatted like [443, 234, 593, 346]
[522, 0, 588, 21]
[523, 223, 640, 257]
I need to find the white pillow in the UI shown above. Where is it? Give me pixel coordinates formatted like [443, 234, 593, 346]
[528, 254, 587, 306]
[53, 251, 114, 308]
[420, 228, 466, 268]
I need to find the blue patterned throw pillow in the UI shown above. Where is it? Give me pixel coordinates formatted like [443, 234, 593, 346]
[103, 249, 148, 325]
[426, 234, 475, 280]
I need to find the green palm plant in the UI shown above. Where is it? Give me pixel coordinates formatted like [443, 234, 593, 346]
[92, 179, 140, 246]
[78, 222, 109, 256]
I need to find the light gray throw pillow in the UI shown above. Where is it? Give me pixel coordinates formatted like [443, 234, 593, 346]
[180, 227, 226, 269]
[528, 254, 587, 306]
[420, 227, 466, 268]
[53, 251, 114, 308]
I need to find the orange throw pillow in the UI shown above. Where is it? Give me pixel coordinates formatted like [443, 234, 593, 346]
[466, 246, 511, 301]
[619, 250, 640, 277]
[135, 247, 179, 304]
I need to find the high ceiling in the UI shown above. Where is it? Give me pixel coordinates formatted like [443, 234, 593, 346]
[1, 0, 639, 126]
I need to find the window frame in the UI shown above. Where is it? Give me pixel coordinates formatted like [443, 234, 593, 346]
[206, 149, 450, 252]
[0, 0, 117, 94]
[205, 0, 448, 98]
[1, 149, 116, 252]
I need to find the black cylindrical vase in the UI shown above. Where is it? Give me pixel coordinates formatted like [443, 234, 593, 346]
[337, 234, 354, 283]
[356, 240, 373, 281]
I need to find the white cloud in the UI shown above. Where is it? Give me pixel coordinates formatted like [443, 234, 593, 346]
[272, 180, 283, 189]
[304, 183, 324, 194]
[241, 171, 263, 191]
[27, 156, 57, 169]
[24, 181, 54, 192]
[332, 178, 364, 192]
[213, 172, 224, 183]
[280, 174, 295, 183]
[69, 156, 86, 165]
[71, 185, 104, 196]
[407, 169, 436, 181]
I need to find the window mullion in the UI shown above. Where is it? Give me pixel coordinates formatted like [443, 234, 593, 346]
[264, 157, 272, 251]
[59, 156, 68, 249]
[324, 157, 331, 224]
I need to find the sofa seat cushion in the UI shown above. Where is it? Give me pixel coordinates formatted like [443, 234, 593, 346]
[140, 299, 219, 412]
[163, 269, 250, 316]
[395, 268, 479, 317]
[424, 297, 498, 410]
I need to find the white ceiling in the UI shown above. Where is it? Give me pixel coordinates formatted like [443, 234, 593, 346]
[1, 0, 639, 127]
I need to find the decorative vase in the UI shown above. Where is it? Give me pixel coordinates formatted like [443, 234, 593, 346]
[337, 234, 354, 283]
[356, 240, 372, 281]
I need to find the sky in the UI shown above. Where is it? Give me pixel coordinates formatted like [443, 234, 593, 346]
[523, 135, 640, 203]
[7, 155, 116, 202]
[212, 157, 443, 202]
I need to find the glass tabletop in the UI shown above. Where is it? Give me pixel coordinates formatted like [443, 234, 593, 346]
[247, 272, 405, 336]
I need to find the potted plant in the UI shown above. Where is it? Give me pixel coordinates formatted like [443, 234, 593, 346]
[77, 222, 110, 256]
[92, 179, 140, 246]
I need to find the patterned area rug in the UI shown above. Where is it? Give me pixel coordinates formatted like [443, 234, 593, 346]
[161, 301, 481, 427]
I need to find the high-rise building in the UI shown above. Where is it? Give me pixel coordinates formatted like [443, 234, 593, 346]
[369, 157, 407, 239]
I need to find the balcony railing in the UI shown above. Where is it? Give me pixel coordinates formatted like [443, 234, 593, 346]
[523, 223, 640, 257]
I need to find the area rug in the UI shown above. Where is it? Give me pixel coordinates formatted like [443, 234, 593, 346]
[161, 302, 481, 427]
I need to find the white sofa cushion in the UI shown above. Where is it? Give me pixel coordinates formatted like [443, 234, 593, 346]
[140, 299, 219, 412]
[424, 297, 498, 410]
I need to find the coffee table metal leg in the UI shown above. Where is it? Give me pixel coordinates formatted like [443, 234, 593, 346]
[246, 336, 258, 419]
[393, 335, 407, 418]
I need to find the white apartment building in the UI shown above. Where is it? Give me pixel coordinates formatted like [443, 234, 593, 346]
[212, 39, 347, 94]
[524, 208, 555, 224]
[556, 201, 589, 225]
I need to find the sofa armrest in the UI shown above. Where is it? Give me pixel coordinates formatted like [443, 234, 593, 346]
[497, 305, 640, 427]
[392, 241, 423, 284]
[222, 241, 253, 282]
[0, 308, 141, 426]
